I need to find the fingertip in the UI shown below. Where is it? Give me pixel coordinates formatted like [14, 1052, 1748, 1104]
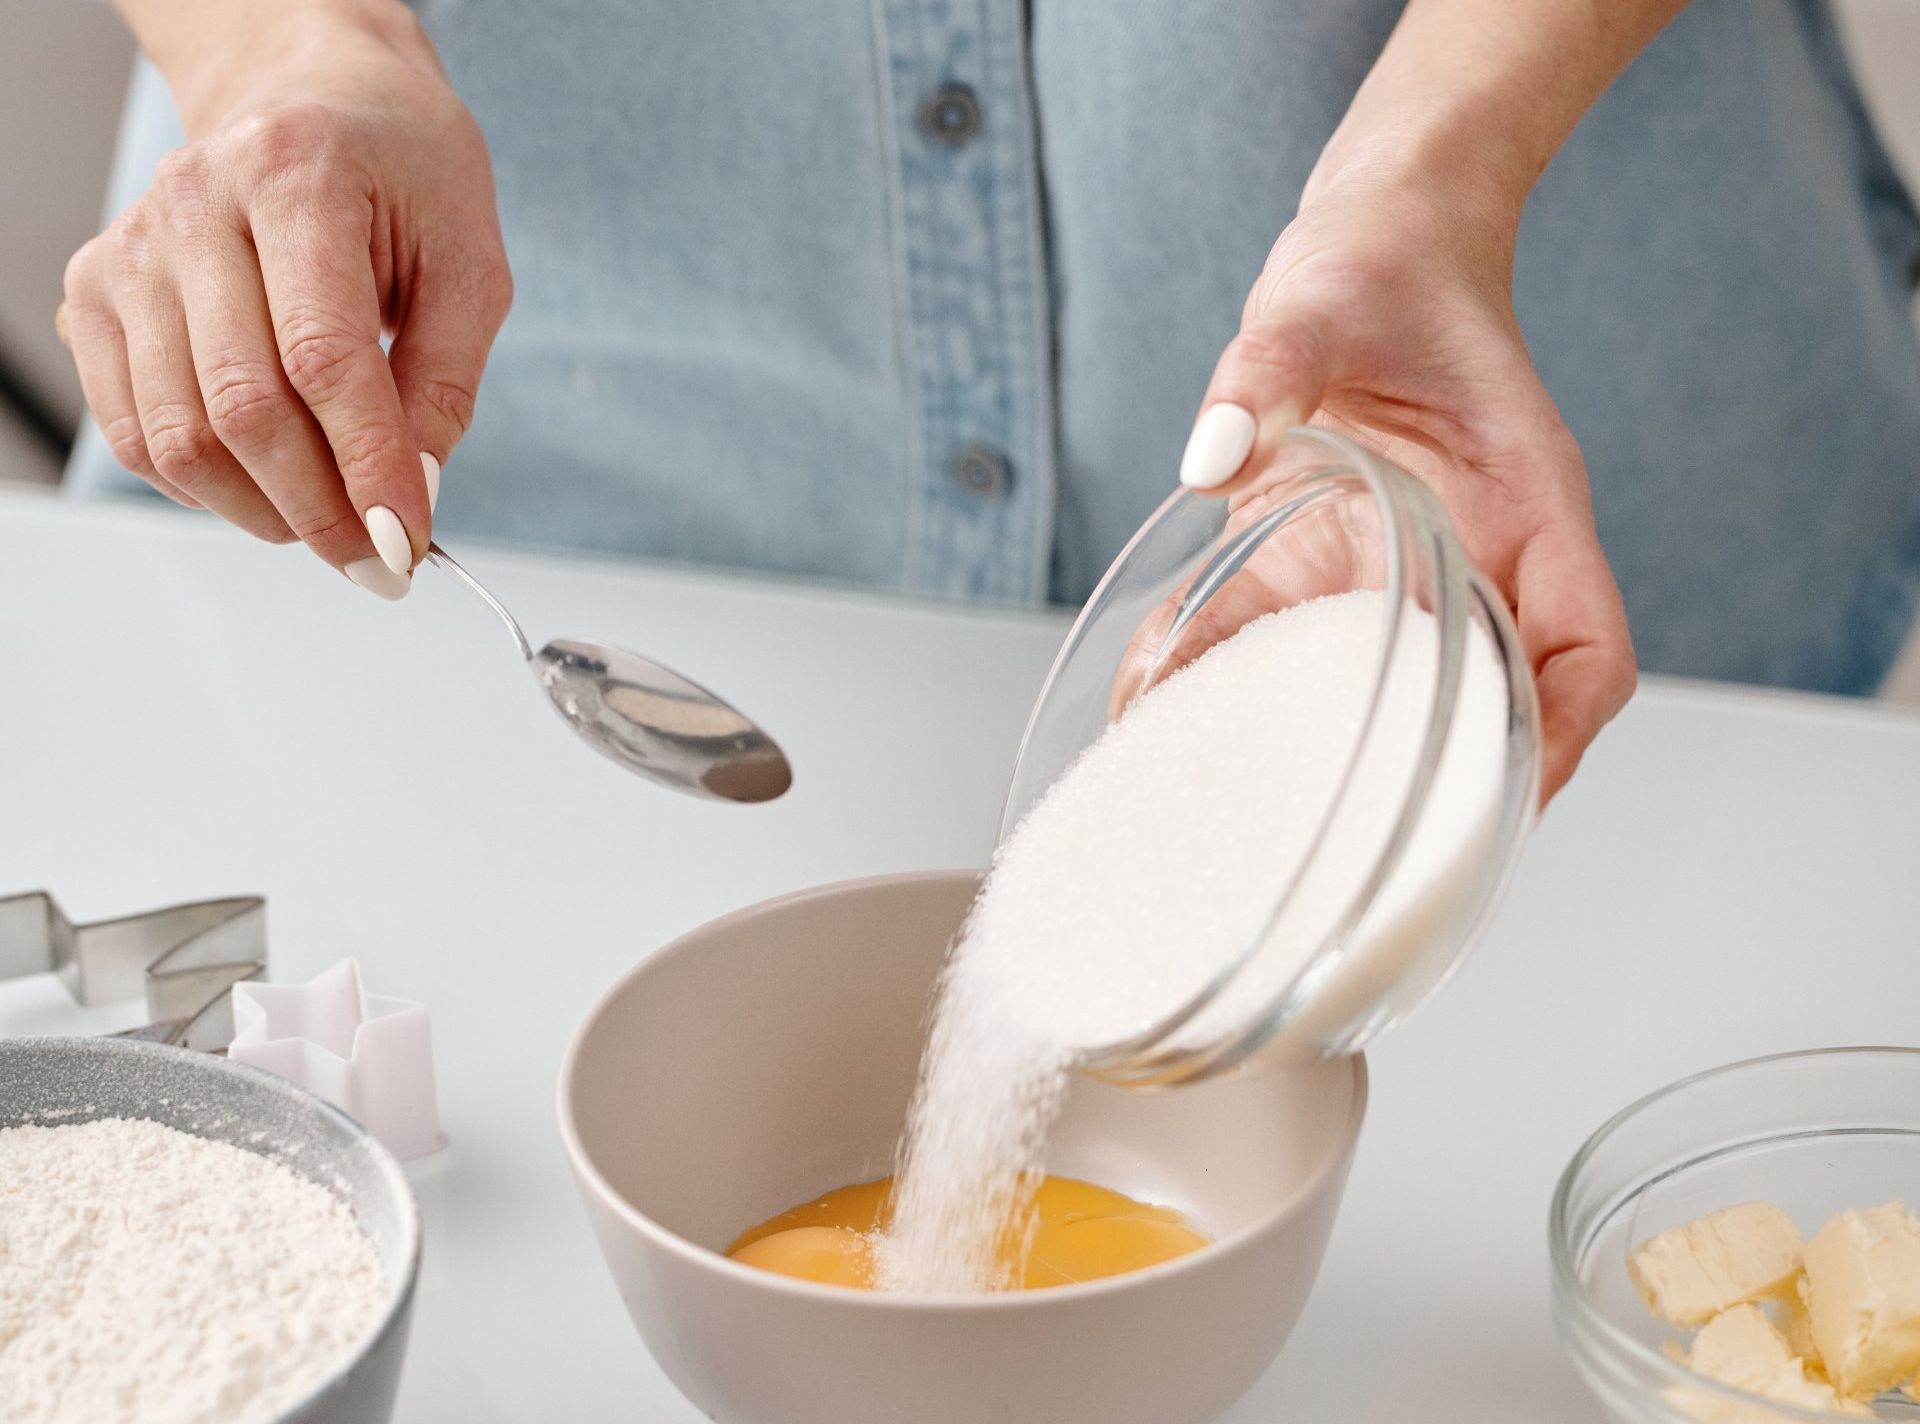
[344, 557, 412, 601]
[364, 504, 413, 575]
[1179, 403, 1257, 491]
[1531, 647, 1635, 810]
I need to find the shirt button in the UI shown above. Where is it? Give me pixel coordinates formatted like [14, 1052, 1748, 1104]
[921, 83, 983, 146]
[952, 444, 1011, 498]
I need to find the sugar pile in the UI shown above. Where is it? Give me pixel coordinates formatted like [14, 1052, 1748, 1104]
[0, 1117, 388, 1424]
[882, 590, 1507, 1293]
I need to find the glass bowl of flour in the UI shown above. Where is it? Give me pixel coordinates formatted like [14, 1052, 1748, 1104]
[0, 1037, 420, 1424]
[997, 426, 1541, 1086]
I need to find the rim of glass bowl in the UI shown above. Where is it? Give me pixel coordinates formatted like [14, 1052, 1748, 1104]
[1548, 1046, 1920, 1424]
[1000, 427, 1540, 1087]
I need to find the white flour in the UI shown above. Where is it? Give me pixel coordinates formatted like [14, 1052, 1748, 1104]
[883, 591, 1507, 1293]
[0, 1118, 388, 1424]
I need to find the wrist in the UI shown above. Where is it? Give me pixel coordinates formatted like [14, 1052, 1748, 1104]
[1298, 109, 1531, 289]
[131, 0, 437, 136]
[1307, 106, 1530, 229]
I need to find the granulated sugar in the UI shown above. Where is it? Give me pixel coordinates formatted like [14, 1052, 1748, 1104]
[883, 590, 1507, 1293]
[0, 1117, 388, 1424]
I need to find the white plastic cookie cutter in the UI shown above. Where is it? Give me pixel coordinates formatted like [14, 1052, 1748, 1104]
[230, 959, 446, 1160]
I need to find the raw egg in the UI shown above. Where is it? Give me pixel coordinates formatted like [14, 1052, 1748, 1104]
[725, 1175, 1208, 1291]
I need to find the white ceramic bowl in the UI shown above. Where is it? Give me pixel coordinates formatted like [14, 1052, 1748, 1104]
[558, 871, 1366, 1424]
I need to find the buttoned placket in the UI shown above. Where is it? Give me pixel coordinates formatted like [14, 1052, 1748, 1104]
[870, 0, 1057, 603]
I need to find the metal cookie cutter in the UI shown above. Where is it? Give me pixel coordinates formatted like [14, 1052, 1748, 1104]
[0, 891, 267, 1052]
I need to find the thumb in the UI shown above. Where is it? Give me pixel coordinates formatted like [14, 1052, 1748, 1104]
[387, 255, 512, 515]
[1179, 309, 1340, 497]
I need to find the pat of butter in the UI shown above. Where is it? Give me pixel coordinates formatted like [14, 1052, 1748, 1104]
[1781, 1275, 1823, 1374]
[1683, 1305, 1868, 1419]
[1802, 1201, 1920, 1397]
[1631, 1203, 1805, 1328]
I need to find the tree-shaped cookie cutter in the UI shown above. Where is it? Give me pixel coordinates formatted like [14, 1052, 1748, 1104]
[0, 891, 266, 1052]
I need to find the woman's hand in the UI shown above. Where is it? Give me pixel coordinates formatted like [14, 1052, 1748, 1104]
[1173, 0, 1683, 804]
[1178, 153, 1636, 804]
[63, 1, 511, 598]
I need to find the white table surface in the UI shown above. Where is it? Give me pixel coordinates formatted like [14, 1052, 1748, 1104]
[4, 488, 1918, 1423]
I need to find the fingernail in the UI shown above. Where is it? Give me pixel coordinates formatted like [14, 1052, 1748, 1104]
[345, 558, 411, 601]
[421, 451, 441, 513]
[1179, 403, 1257, 490]
[364, 505, 412, 575]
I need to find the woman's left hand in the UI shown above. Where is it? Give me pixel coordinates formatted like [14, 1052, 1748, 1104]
[1179, 156, 1636, 804]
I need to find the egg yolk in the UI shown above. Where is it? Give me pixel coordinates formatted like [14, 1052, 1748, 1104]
[724, 1175, 1209, 1291]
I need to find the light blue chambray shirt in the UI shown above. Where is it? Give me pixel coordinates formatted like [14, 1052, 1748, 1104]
[70, 0, 1920, 693]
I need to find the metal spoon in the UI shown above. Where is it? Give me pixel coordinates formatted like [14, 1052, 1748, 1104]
[425, 543, 792, 803]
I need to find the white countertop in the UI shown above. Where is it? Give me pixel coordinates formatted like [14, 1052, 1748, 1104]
[3, 488, 1918, 1423]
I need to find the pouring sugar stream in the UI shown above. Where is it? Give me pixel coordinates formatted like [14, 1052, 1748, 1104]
[730, 430, 1542, 1297]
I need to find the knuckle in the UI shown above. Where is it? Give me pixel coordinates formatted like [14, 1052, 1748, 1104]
[412, 374, 478, 434]
[152, 146, 212, 231]
[63, 241, 106, 302]
[228, 104, 357, 188]
[1224, 322, 1318, 382]
[277, 319, 365, 399]
[203, 366, 293, 448]
[229, 105, 316, 163]
[143, 405, 221, 486]
[106, 205, 155, 271]
[103, 416, 154, 475]
[283, 502, 360, 550]
[332, 421, 412, 481]
[477, 252, 514, 324]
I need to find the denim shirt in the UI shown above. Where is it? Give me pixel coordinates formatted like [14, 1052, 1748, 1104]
[70, 0, 1920, 693]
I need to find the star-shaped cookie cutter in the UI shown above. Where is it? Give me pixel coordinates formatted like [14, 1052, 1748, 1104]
[0, 891, 267, 1052]
[231, 959, 446, 1159]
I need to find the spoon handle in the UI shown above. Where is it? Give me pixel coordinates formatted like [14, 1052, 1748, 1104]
[425, 543, 533, 661]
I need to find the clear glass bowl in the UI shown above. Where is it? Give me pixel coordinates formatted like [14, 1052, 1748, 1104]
[1004, 428, 1540, 1086]
[1551, 1048, 1920, 1423]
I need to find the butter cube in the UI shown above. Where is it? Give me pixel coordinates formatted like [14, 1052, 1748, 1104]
[1687, 1305, 1804, 1393]
[1778, 1275, 1823, 1375]
[1681, 1306, 1868, 1419]
[1802, 1201, 1920, 1397]
[1631, 1203, 1805, 1328]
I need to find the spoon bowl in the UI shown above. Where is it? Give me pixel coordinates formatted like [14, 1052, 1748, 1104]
[426, 544, 792, 803]
[535, 638, 794, 803]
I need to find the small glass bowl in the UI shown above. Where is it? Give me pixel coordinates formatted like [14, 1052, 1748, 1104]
[1550, 1047, 1920, 1424]
[1004, 428, 1540, 1086]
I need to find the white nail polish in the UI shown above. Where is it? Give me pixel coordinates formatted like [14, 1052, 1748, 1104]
[345, 558, 411, 601]
[364, 505, 412, 575]
[421, 451, 441, 513]
[1179, 403, 1258, 490]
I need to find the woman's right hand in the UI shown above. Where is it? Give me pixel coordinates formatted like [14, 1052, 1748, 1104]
[62, 1, 512, 598]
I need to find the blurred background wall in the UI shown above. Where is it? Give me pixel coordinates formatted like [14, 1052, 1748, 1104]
[0, 1, 131, 482]
[3, 0, 1916, 693]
